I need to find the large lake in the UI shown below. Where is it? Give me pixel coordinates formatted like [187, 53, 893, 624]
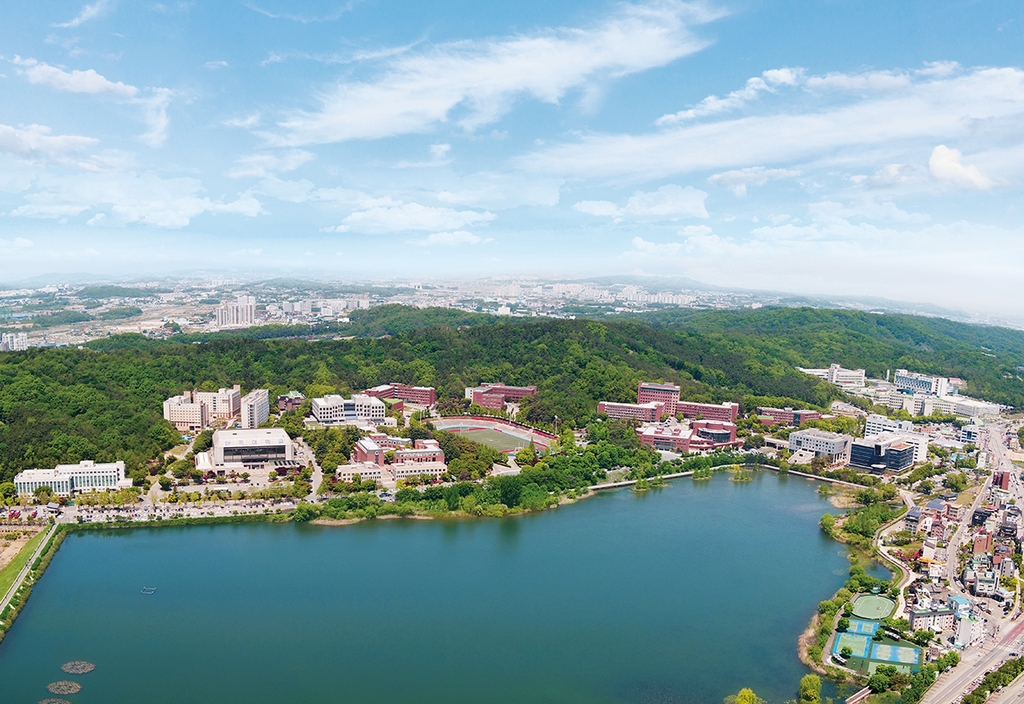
[0, 472, 856, 703]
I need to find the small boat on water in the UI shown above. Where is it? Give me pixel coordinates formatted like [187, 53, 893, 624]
[141, 587, 157, 594]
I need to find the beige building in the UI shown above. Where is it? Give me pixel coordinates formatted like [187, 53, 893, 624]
[195, 386, 241, 420]
[163, 392, 209, 432]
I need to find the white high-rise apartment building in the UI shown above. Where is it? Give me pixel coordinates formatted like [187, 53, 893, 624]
[241, 389, 270, 429]
[215, 295, 256, 328]
[0, 332, 29, 351]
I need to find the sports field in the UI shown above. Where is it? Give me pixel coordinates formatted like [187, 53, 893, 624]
[846, 619, 878, 635]
[833, 633, 871, 659]
[851, 595, 896, 620]
[440, 426, 533, 452]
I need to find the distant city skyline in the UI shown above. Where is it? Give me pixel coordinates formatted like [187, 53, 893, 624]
[1, 0, 1022, 319]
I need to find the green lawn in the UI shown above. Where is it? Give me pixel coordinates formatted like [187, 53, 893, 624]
[445, 428, 531, 452]
[0, 529, 48, 598]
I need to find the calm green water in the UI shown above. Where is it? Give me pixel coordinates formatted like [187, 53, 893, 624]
[0, 473, 859, 703]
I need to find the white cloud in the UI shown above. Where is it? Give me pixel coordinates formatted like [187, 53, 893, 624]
[573, 184, 708, 221]
[13, 57, 138, 97]
[707, 166, 799, 196]
[10, 172, 264, 227]
[656, 67, 802, 124]
[0, 237, 34, 248]
[678, 224, 712, 236]
[204, 60, 229, 70]
[224, 113, 262, 129]
[928, 145, 995, 190]
[630, 236, 681, 254]
[521, 67, 1024, 180]
[429, 143, 451, 159]
[337, 201, 495, 232]
[229, 150, 315, 178]
[0, 123, 97, 159]
[243, 2, 356, 23]
[435, 173, 562, 209]
[138, 88, 173, 147]
[55, 0, 111, 28]
[412, 230, 490, 246]
[270, 1, 723, 145]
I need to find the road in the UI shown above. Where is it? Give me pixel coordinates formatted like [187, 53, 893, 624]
[0, 523, 57, 617]
[295, 436, 322, 499]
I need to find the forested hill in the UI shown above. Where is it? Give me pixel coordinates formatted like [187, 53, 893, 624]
[630, 307, 1024, 407]
[0, 318, 838, 481]
[2, 307, 1022, 483]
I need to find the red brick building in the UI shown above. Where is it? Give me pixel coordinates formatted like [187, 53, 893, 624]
[364, 383, 437, 406]
[465, 383, 538, 409]
[637, 382, 680, 416]
[677, 401, 740, 422]
[598, 401, 665, 422]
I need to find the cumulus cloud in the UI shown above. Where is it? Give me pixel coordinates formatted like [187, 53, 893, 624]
[55, 0, 111, 28]
[270, 1, 723, 145]
[13, 57, 138, 97]
[335, 201, 496, 232]
[520, 67, 1024, 180]
[573, 184, 708, 221]
[679, 224, 712, 236]
[0, 123, 97, 159]
[707, 166, 799, 196]
[412, 230, 491, 246]
[10, 172, 264, 227]
[656, 67, 802, 124]
[630, 236, 681, 254]
[928, 145, 995, 190]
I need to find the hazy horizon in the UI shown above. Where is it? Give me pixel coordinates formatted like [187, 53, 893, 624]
[2, 1, 1022, 320]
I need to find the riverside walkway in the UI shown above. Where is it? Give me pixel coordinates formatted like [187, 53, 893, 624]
[0, 523, 57, 618]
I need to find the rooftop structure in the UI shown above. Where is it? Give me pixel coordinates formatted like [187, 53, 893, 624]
[14, 460, 131, 497]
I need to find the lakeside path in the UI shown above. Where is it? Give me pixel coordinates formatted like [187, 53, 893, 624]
[0, 523, 56, 618]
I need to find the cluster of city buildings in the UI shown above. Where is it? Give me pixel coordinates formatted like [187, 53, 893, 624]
[0, 332, 28, 352]
[214, 295, 256, 329]
[163, 385, 270, 432]
[903, 473, 1022, 647]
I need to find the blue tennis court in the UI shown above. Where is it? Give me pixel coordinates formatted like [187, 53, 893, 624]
[847, 619, 878, 635]
[833, 633, 871, 659]
[870, 643, 921, 664]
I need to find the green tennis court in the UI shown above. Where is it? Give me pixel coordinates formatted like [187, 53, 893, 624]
[833, 633, 871, 659]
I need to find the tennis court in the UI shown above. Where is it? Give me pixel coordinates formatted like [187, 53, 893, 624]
[871, 643, 922, 665]
[833, 633, 871, 659]
[851, 595, 896, 620]
[847, 619, 879, 635]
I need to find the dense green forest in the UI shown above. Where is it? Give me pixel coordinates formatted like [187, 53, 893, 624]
[0, 305, 1021, 483]
[631, 307, 1024, 407]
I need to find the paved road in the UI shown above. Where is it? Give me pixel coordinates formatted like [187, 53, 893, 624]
[0, 523, 56, 617]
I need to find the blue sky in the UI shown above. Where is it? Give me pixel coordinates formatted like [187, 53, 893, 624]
[1, 0, 1022, 316]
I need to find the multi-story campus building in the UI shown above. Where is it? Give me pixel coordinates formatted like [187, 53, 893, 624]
[787, 429, 852, 460]
[353, 438, 386, 466]
[241, 389, 270, 429]
[215, 295, 256, 329]
[864, 413, 914, 436]
[676, 401, 740, 422]
[638, 420, 740, 453]
[14, 460, 132, 497]
[756, 407, 822, 426]
[465, 383, 538, 409]
[894, 369, 949, 397]
[211, 428, 293, 468]
[163, 391, 209, 432]
[637, 382, 680, 416]
[276, 391, 305, 412]
[194, 386, 242, 421]
[797, 363, 866, 388]
[394, 439, 445, 464]
[849, 434, 917, 473]
[364, 383, 437, 406]
[598, 401, 665, 422]
[311, 394, 386, 425]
